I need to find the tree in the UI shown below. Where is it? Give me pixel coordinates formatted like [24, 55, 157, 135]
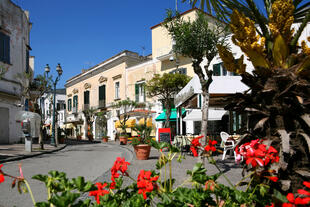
[163, 10, 228, 140]
[183, 0, 310, 23]
[83, 107, 96, 140]
[184, 0, 310, 49]
[146, 73, 190, 128]
[16, 71, 52, 149]
[217, 0, 310, 193]
[112, 99, 143, 136]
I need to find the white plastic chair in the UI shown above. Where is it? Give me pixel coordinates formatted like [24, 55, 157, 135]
[220, 132, 236, 160]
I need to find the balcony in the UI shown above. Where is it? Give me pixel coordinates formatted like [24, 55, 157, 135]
[98, 100, 106, 109]
[72, 107, 78, 114]
[83, 104, 90, 111]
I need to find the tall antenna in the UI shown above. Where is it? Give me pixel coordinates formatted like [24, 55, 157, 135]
[141, 46, 145, 56]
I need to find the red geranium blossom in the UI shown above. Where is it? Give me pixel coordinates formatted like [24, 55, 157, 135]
[0, 164, 4, 184]
[204, 140, 217, 152]
[282, 181, 310, 207]
[89, 182, 109, 204]
[235, 139, 279, 168]
[190, 136, 203, 157]
[137, 170, 159, 200]
[264, 176, 278, 182]
[110, 157, 130, 189]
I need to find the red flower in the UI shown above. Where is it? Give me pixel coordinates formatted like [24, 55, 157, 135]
[205, 180, 216, 191]
[111, 157, 130, 176]
[190, 136, 203, 157]
[89, 182, 109, 204]
[282, 191, 310, 206]
[190, 146, 198, 157]
[235, 139, 279, 168]
[137, 170, 159, 200]
[204, 140, 217, 152]
[0, 164, 4, 184]
[110, 157, 130, 189]
[265, 204, 274, 207]
[265, 176, 278, 182]
[303, 181, 310, 188]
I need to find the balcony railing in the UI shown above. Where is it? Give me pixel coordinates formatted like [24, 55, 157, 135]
[98, 100, 106, 109]
[72, 106, 78, 113]
[83, 104, 90, 111]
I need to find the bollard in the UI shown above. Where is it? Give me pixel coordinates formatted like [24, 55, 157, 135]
[25, 136, 32, 152]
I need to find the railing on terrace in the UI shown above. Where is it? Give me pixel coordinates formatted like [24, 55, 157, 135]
[82, 104, 90, 111]
[98, 100, 106, 109]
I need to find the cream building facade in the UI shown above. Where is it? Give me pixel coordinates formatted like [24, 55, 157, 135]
[65, 8, 239, 141]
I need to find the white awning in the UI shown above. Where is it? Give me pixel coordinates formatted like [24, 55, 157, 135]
[183, 109, 227, 121]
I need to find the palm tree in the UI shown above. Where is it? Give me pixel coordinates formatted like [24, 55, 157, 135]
[183, 0, 310, 39]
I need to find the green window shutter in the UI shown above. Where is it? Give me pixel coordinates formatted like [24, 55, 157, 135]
[73, 95, 78, 107]
[84, 91, 89, 104]
[68, 99, 72, 111]
[99, 85, 106, 100]
[213, 63, 221, 76]
[135, 83, 139, 102]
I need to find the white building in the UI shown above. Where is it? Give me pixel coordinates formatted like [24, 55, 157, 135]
[0, 0, 34, 143]
[39, 89, 67, 132]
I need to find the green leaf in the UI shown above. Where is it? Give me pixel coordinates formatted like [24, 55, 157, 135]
[259, 184, 269, 197]
[150, 139, 160, 149]
[50, 192, 80, 207]
[273, 189, 288, 203]
[32, 174, 49, 184]
[35, 202, 50, 207]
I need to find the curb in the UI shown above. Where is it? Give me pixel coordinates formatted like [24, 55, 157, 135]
[0, 144, 67, 164]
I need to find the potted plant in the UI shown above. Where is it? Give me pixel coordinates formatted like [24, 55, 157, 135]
[119, 130, 129, 145]
[101, 132, 109, 143]
[131, 123, 153, 160]
[112, 99, 144, 145]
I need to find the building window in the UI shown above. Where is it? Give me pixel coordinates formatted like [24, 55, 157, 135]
[0, 32, 10, 64]
[99, 85, 106, 101]
[169, 67, 187, 75]
[73, 95, 78, 108]
[115, 82, 120, 99]
[135, 82, 145, 103]
[99, 85, 106, 107]
[213, 62, 238, 76]
[26, 49, 29, 73]
[84, 91, 90, 104]
[67, 99, 72, 111]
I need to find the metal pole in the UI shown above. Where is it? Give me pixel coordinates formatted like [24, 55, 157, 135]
[51, 81, 57, 146]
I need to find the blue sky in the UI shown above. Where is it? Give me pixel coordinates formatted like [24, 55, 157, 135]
[13, 0, 192, 88]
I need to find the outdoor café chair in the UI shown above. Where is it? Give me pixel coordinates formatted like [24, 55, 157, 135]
[220, 131, 236, 160]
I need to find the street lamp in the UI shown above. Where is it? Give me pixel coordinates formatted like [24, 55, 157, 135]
[45, 63, 63, 147]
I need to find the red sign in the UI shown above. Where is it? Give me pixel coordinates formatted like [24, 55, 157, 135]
[158, 128, 171, 144]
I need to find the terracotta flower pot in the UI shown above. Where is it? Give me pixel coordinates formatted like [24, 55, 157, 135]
[134, 144, 151, 160]
[102, 137, 108, 143]
[119, 136, 128, 145]
[59, 137, 65, 144]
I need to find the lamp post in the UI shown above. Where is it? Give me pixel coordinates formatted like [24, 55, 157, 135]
[44, 63, 63, 147]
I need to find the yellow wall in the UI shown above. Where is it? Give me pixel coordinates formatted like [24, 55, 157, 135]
[66, 61, 129, 115]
